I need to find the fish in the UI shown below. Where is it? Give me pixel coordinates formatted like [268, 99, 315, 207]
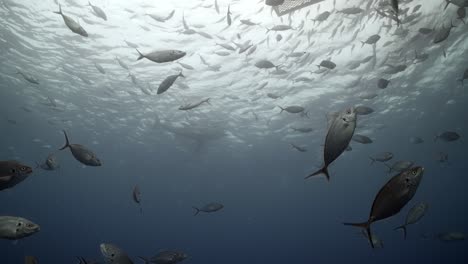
[0, 160, 33, 190]
[116, 57, 129, 70]
[437, 232, 466, 241]
[158, 72, 184, 95]
[458, 7, 466, 23]
[344, 166, 424, 248]
[338, 7, 364, 15]
[214, 0, 219, 14]
[434, 131, 461, 142]
[177, 62, 194, 70]
[352, 134, 373, 144]
[290, 143, 307, 152]
[16, 70, 39, 85]
[240, 19, 257, 26]
[59, 130, 102, 166]
[278, 106, 306, 114]
[385, 160, 414, 173]
[24, 256, 38, 264]
[317, 60, 336, 70]
[369, 152, 393, 165]
[359, 230, 384, 248]
[361, 34, 381, 47]
[390, 0, 399, 25]
[395, 202, 429, 239]
[306, 107, 357, 181]
[87, 1, 107, 21]
[53, 4, 88, 37]
[133, 185, 142, 214]
[457, 69, 468, 84]
[100, 243, 134, 264]
[255, 60, 279, 69]
[136, 49, 186, 63]
[138, 250, 188, 264]
[291, 127, 314, 133]
[267, 93, 281, 99]
[36, 154, 59, 171]
[311, 11, 330, 24]
[418, 28, 433, 35]
[94, 62, 105, 74]
[216, 43, 235, 51]
[147, 10, 175, 22]
[276, 34, 282, 42]
[265, 0, 285, 6]
[266, 25, 292, 33]
[355, 106, 374, 115]
[433, 22, 456, 44]
[409, 137, 424, 144]
[0, 216, 40, 240]
[227, 5, 232, 26]
[179, 98, 211, 110]
[193, 203, 224, 215]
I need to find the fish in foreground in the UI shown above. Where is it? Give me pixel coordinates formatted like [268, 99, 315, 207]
[369, 152, 393, 165]
[136, 49, 186, 63]
[36, 153, 60, 171]
[306, 107, 357, 181]
[139, 250, 188, 264]
[0, 216, 40, 240]
[53, 4, 88, 37]
[344, 166, 424, 248]
[434, 131, 460, 142]
[87, 1, 107, 21]
[179, 98, 210, 110]
[59, 130, 101, 166]
[158, 72, 184, 95]
[0, 160, 32, 183]
[193, 203, 224, 215]
[395, 202, 428, 239]
[100, 243, 134, 264]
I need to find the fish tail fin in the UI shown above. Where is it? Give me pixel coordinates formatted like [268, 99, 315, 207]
[59, 130, 70, 150]
[394, 225, 408, 240]
[343, 220, 374, 248]
[265, 27, 270, 33]
[53, 4, 62, 15]
[192, 207, 200, 216]
[369, 157, 375, 165]
[361, 41, 365, 48]
[316, 65, 321, 69]
[383, 162, 392, 172]
[278, 106, 285, 113]
[305, 166, 330, 181]
[444, 0, 451, 10]
[205, 98, 211, 105]
[87, 1, 92, 6]
[179, 71, 185, 78]
[138, 256, 150, 264]
[136, 49, 144, 60]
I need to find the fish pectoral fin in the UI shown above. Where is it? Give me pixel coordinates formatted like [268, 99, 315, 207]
[0, 175, 13, 182]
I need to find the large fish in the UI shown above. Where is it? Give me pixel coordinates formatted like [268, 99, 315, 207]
[0, 160, 33, 191]
[306, 107, 357, 181]
[59, 130, 102, 166]
[344, 166, 424, 248]
[53, 4, 88, 37]
[0, 216, 40, 240]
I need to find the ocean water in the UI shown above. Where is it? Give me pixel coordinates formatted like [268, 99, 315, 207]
[1, 0, 468, 263]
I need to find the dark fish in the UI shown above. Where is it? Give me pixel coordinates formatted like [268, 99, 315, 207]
[59, 130, 102, 166]
[361, 34, 381, 47]
[53, 4, 88, 37]
[158, 72, 184, 95]
[193, 202, 224, 215]
[433, 22, 456, 44]
[418, 28, 433, 35]
[410, 137, 424, 144]
[378, 78, 391, 87]
[344, 166, 424, 248]
[36, 153, 59, 171]
[265, 0, 285, 6]
[395, 202, 428, 239]
[306, 107, 357, 181]
[0, 160, 33, 191]
[437, 232, 467, 241]
[139, 250, 188, 264]
[434, 131, 460, 142]
[133, 185, 142, 214]
[318, 60, 336, 70]
[227, 5, 232, 26]
[100, 243, 134, 264]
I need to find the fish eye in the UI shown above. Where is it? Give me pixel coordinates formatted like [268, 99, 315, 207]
[17, 222, 22, 226]
[20, 167, 26, 171]
[412, 170, 417, 175]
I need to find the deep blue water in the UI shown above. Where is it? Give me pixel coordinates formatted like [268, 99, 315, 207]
[1, 0, 468, 263]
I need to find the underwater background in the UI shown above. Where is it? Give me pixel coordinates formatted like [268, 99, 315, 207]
[1, 0, 467, 263]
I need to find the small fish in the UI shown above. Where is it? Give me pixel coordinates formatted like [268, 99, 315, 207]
[409, 137, 424, 144]
[158, 72, 184, 95]
[116, 57, 129, 70]
[355, 106, 374, 115]
[437, 232, 467, 241]
[87, 1, 107, 21]
[433, 22, 456, 44]
[255, 60, 279, 69]
[361, 34, 381, 47]
[344, 166, 424, 248]
[291, 127, 314, 133]
[265, 0, 285, 6]
[193, 203, 224, 215]
[216, 43, 235, 51]
[290, 143, 307, 152]
[179, 98, 211, 110]
[59, 130, 101, 166]
[311, 11, 331, 24]
[266, 25, 292, 33]
[352, 134, 373, 144]
[385, 160, 414, 173]
[338, 7, 364, 15]
[53, 4, 88, 37]
[124, 40, 138, 48]
[0, 216, 40, 240]
[139, 250, 188, 264]
[306, 107, 357, 181]
[16, 70, 39, 85]
[418, 28, 433, 35]
[434, 131, 460, 142]
[227, 5, 232, 26]
[36, 154, 59, 171]
[369, 152, 393, 165]
[94, 62, 105, 74]
[276, 34, 282, 42]
[458, 69, 468, 84]
[177, 62, 194, 70]
[133, 185, 142, 214]
[136, 49, 186, 63]
[395, 202, 429, 239]
[317, 60, 336, 70]
[278, 106, 306, 114]
[215, 0, 219, 14]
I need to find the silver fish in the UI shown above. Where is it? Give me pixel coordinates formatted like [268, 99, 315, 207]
[385, 160, 414, 173]
[355, 106, 374, 115]
[88, 1, 107, 21]
[395, 202, 428, 239]
[290, 143, 307, 152]
[369, 152, 393, 165]
[59, 130, 101, 166]
[179, 98, 210, 110]
[306, 107, 357, 181]
[278, 106, 305, 114]
[352, 134, 373, 144]
[53, 4, 88, 37]
[0, 216, 40, 240]
[94, 62, 105, 74]
[136, 49, 186, 63]
[158, 72, 184, 94]
[100, 243, 134, 264]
